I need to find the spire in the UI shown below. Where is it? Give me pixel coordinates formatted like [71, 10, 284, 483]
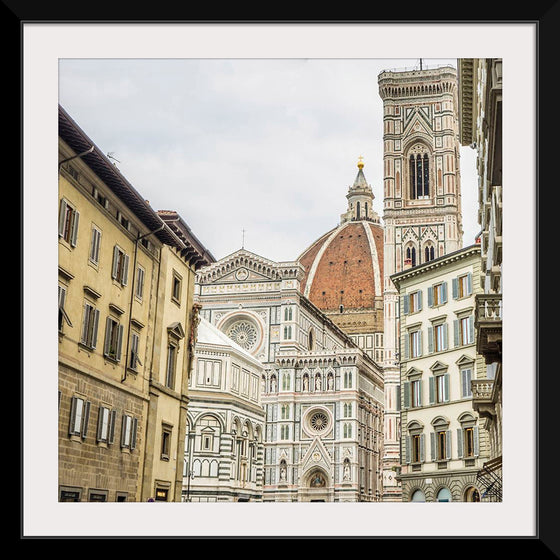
[341, 157, 379, 224]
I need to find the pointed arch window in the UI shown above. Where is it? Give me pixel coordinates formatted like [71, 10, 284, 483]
[406, 246, 417, 267]
[424, 244, 435, 263]
[409, 148, 431, 199]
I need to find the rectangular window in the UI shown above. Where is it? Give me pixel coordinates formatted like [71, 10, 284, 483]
[463, 427, 475, 457]
[96, 406, 117, 444]
[166, 343, 177, 389]
[80, 302, 100, 349]
[129, 331, 142, 370]
[104, 317, 124, 361]
[161, 426, 172, 460]
[429, 282, 447, 307]
[58, 198, 80, 246]
[68, 396, 91, 438]
[409, 291, 422, 313]
[280, 425, 289, 440]
[89, 226, 102, 265]
[434, 323, 447, 352]
[202, 434, 212, 450]
[135, 266, 145, 300]
[409, 330, 422, 358]
[111, 245, 129, 285]
[411, 379, 422, 407]
[121, 414, 138, 450]
[460, 316, 474, 345]
[411, 434, 422, 463]
[172, 272, 182, 303]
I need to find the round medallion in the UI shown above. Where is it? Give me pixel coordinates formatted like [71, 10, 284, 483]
[227, 320, 258, 350]
[235, 268, 249, 281]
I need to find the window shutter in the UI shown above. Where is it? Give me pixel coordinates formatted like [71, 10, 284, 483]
[403, 295, 409, 315]
[131, 418, 138, 450]
[418, 331, 423, 357]
[442, 323, 448, 351]
[91, 309, 100, 349]
[80, 304, 90, 344]
[104, 317, 112, 356]
[418, 380, 423, 406]
[430, 432, 436, 462]
[116, 324, 124, 361]
[405, 436, 411, 464]
[396, 385, 401, 411]
[428, 327, 434, 353]
[442, 282, 448, 303]
[108, 410, 117, 444]
[429, 377, 435, 404]
[58, 199, 68, 236]
[457, 428, 464, 458]
[122, 254, 130, 286]
[112, 246, 119, 279]
[469, 315, 475, 344]
[474, 426, 480, 456]
[452, 277, 458, 299]
[68, 396, 78, 435]
[467, 273, 472, 296]
[454, 319, 460, 347]
[96, 407, 104, 442]
[444, 374, 450, 402]
[403, 333, 409, 360]
[121, 415, 128, 448]
[403, 382, 410, 408]
[420, 434, 425, 463]
[428, 286, 433, 307]
[446, 430, 452, 459]
[81, 400, 90, 438]
[70, 210, 80, 247]
[418, 290, 423, 311]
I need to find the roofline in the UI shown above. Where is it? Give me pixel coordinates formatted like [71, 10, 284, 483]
[390, 243, 481, 289]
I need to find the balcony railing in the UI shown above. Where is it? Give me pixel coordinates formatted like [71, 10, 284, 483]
[475, 293, 502, 362]
[471, 379, 494, 403]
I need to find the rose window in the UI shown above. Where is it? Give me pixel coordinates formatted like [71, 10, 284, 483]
[309, 411, 329, 433]
[227, 321, 258, 351]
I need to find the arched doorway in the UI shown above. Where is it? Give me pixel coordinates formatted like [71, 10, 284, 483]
[300, 468, 331, 502]
[465, 486, 481, 502]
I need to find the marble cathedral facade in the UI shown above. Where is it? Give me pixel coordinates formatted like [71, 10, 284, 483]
[193, 250, 384, 502]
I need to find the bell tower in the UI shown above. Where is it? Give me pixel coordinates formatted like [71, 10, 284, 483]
[378, 64, 464, 501]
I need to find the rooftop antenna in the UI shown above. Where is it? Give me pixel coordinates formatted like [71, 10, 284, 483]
[419, 58, 423, 71]
[107, 152, 121, 164]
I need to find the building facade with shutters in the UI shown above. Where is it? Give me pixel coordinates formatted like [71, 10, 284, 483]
[183, 317, 266, 502]
[194, 249, 384, 502]
[58, 106, 214, 502]
[391, 244, 493, 502]
[458, 58, 503, 500]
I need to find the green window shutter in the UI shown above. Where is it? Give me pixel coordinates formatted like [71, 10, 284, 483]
[418, 290, 423, 311]
[443, 323, 448, 351]
[403, 382, 410, 408]
[418, 380, 423, 406]
[446, 430, 452, 459]
[469, 315, 475, 344]
[467, 273, 472, 295]
[453, 320, 459, 347]
[403, 295, 409, 315]
[396, 385, 401, 411]
[444, 374, 450, 402]
[420, 434, 425, 463]
[405, 436, 411, 464]
[427, 286, 433, 307]
[457, 428, 464, 458]
[418, 331, 423, 357]
[442, 281, 448, 303]
[429, 377, 435, 404]
[452, 277, 458, 299]
[428, 327, 434, 353]
[430, 432, 436, 462]
[403, 333, 409, 360]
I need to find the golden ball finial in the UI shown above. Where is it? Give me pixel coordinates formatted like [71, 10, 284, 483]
[357, 155, 364, 169]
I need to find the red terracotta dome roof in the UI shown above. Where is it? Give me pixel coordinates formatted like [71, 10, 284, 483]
[298, 220, 384, 312]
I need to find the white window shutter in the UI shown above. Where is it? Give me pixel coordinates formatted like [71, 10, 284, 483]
[70, 210, 80, 247]
[58, 199, 68, 236]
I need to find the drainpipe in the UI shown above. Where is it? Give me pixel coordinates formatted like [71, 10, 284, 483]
[58, 145, 94, 169]
[121, 221, 166, 383]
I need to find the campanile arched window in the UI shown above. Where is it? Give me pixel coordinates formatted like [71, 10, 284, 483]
[408, 144, 431, 200]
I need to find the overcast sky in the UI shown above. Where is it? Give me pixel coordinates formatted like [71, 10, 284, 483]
[58, 57, 479, 263]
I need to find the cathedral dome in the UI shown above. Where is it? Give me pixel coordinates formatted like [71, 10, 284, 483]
[297, 159, 384, 316]
[298, 219, 384, 313]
